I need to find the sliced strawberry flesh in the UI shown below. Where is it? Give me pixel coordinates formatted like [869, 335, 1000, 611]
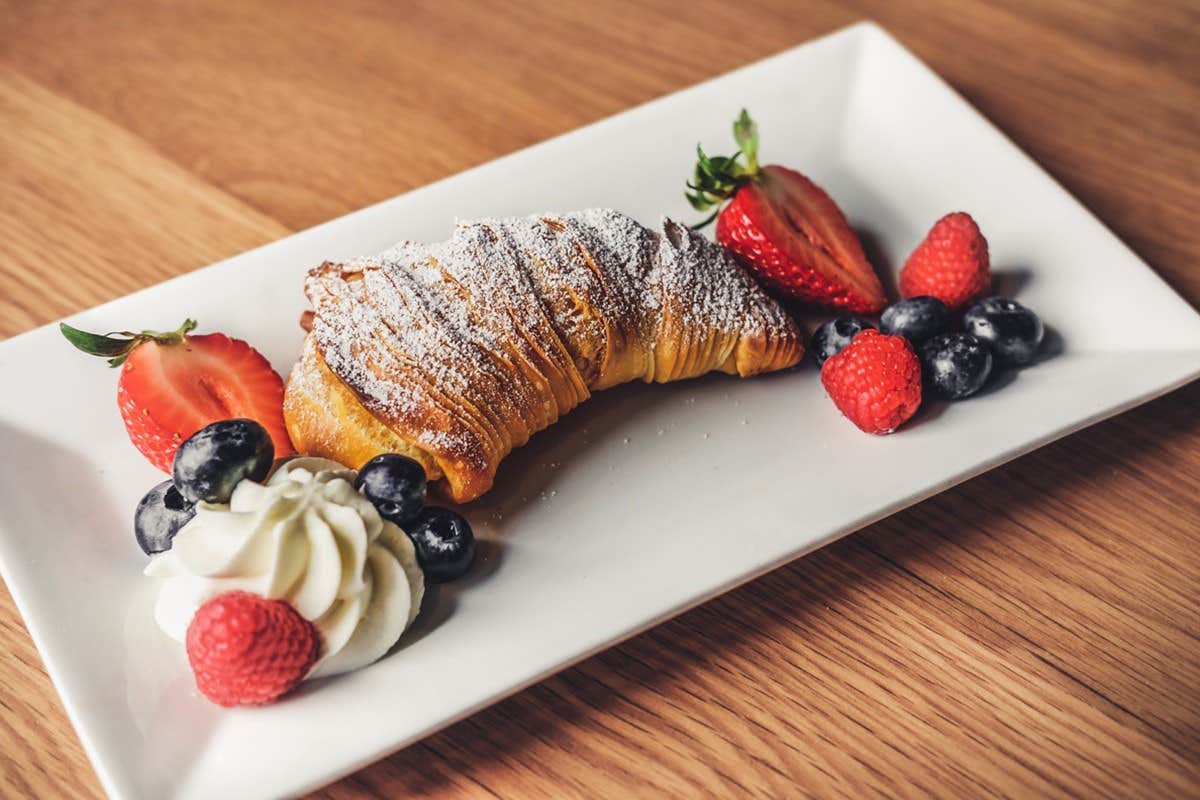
[752, 166, 886, 310]
[124, 333, 293, 464]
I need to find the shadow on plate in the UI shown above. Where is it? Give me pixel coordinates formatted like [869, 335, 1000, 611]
[972, 323, 1064, 398]
[1030, 323, 1065, 365]
[855, 225, 899, 300]
[991, 266, 1034, 298]
[391, 380, 699, 642]
[448, 382, 681, 543]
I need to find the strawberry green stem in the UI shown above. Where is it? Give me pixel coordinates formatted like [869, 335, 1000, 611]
[684, 108, 763, 229]
[732, 109, 759, 173]
[61, 318, 197, 367]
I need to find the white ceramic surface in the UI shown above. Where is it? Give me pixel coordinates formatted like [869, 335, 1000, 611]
[0, 22, 1197, 800]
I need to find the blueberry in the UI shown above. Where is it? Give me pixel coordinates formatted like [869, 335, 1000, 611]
[406, 507, 475, 583]
[880, 296, 949, 345]
[811, 316, 875, 368]
[963, 296, 1044, 366]
[135, 480, 196, 554]
[355, 454, 427, 527]
[172, 419, 274, 504]
[920, 333, 993, 400]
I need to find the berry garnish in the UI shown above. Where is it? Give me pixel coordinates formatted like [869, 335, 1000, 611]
[880, 296, 949, 345]
[900, 212, 991, 310]
[406, 507, 475, 584]
[186, 591, 318, 707]
[811, 316, 875, 368]
[60, 319, 293, 473]
[134, 479, 196, 555]
[355, 454, 427, 528]
[686, 110, 886, 313]
[963, 296, 1044, 366]
[172, 419, 274, 504]
[820, 330, 922, 435]
[920, 333, 993, 400]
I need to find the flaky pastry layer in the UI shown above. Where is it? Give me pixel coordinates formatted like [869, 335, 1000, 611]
[285, 210, 803, 502]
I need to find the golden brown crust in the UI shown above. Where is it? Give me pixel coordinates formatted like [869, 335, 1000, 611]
[283, 336, 445, 482]
[285, 211, 803, 502]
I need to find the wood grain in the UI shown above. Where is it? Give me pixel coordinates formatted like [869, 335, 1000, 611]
[1, 1, 1197, 798]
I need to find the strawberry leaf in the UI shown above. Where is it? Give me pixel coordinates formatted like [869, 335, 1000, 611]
[684, 110, 765, 229]
[59, 324, 139, 359]
[689, 208, 721, 230]
[706, 154, 740, 176]
[733, 109, 759, 172]
[685, 190, 717, 212]
[695, 145, 719, 179]
[61, 319, 198, 368]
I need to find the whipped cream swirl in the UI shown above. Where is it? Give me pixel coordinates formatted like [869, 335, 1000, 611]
[145, 457, 424, 678]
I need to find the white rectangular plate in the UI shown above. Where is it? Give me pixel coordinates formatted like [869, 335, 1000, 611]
[1, 22, 1197, 800]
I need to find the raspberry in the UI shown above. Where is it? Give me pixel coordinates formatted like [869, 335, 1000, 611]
[186, 591, 319, 707]
[820, 330, 922, 434]
[899, 212, 990, 310]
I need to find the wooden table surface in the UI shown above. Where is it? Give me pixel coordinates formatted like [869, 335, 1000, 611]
[2, 1, 1198, 797]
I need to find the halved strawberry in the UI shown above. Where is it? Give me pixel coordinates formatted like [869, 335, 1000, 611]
[687, 110, 887, 313]
[62, 319, 293, 472]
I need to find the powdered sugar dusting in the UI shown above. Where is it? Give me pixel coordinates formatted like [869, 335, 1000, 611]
[305, 209, 799, 493]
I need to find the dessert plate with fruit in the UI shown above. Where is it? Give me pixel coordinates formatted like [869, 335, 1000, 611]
[1, 22, 1198, 800]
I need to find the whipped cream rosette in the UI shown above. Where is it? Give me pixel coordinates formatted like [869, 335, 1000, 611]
[145, 457, 424, 678]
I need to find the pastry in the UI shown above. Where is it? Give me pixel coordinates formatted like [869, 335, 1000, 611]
[284, 209, 803, 502]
